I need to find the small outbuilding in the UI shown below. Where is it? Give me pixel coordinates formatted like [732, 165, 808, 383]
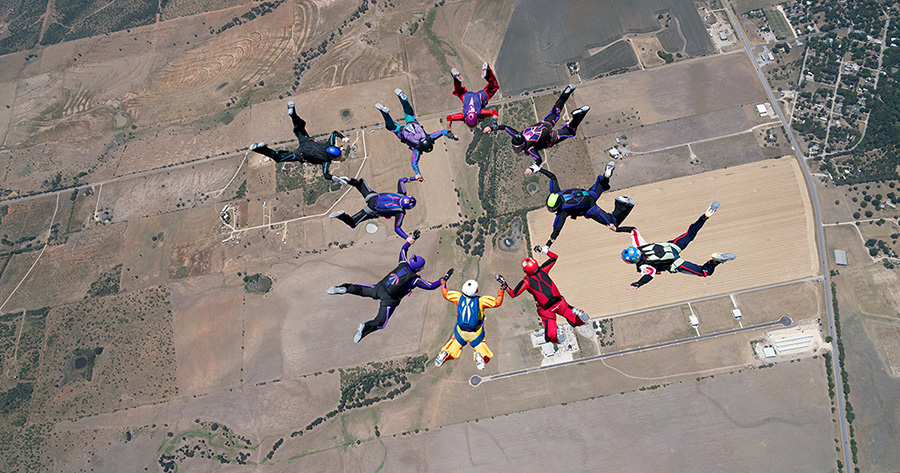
[834, 249, 848, 266]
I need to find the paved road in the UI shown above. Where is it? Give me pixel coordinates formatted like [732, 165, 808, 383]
[470, 316, 792, 387]
[722, 2, 851, 471]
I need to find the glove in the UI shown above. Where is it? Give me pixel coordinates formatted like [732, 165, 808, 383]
[533, 245, 549, 255]
[448, 132, 459, 141]
[341, 137, 350, 142]
[442, 268, 454, 281]
[413, 229, 421, 240]
[528, 163, 541, 174]
[496, 274, 508, 289]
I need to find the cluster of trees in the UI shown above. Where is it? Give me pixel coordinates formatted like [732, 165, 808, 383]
[830, 281, 859, 470]
[212, 1, 285, 35]
[87, 264, 122, 298]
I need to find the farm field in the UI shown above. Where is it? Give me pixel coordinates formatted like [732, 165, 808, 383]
[496, 0, 713, 95]
[0, 0, 867, 471]
[527, 158, 818, 318]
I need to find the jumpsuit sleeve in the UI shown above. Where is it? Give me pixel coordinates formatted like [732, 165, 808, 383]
[541, 251, 558, 272]
[630, 228, 647, 246]
[548, 214, 566, 246]
[508, 279, 528, 298]
[446, 112, 463, 124]
[394, 212, 408, 240]
[537, 168, 561, 194]
[480, 291, 504, 309]
[632, 267, 656, 287]
[526, 148, 543, 165]
[442, 285, 461, 306]
[397, 177, 411, 194]
[481, 109, 499, 118]
[431, 129, 451, 140]
[414, 278, 441, 290]
[410, 149, 422, 175]
[399, 241, 411, 262]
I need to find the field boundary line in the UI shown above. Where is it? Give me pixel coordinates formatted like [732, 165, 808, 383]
[0, 192, 60, 314]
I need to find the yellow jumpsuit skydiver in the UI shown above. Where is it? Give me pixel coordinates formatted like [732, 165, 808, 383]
[437, 282, 503, 368]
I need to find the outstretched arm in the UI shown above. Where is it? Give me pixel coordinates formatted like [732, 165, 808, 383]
[629, 266, 656, 290]
[441, 282, 461, 305]
[410, 149, 422, 177]
[547, 214, 566, 247]
[399, 240, 412, 263]
[541, 250, 558, 272]
[394, 213, 409, 240]
[430, 129, 456, 141]
[507, 279, 529, 298]
[397, 176, 416, 194]
[526, 148, 543, 166]
[445, 113, 463, 130]
[537, 168, 561, 194]
[414, 277, 441, 290]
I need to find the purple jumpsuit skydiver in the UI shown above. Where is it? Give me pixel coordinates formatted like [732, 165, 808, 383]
[537, 167, 634, 248]
[485, 84, 589, 174]
[328, 241, 450, 342]
[330, 177, 418, 241]
[376, 89, 458, 180]
[249, 103, 346, 180]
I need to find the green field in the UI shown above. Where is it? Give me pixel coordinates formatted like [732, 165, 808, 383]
[733, 0, 783, 15]
[763, 7, 793, 40]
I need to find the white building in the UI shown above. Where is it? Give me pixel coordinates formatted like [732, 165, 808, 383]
[756, 103, 768, 115]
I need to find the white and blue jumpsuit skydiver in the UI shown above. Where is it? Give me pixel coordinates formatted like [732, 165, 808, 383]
[331, 241, 447, 342]
[618, 206, 733, 288]
[537, 167, 634, 248]
[331, 177, 418, 241]
[377, 89, 458, 180]
[250, 107, 345, 180]
[486, 84, 587, 171]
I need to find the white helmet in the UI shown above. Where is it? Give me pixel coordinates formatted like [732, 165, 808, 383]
[462, 279, 479, 297]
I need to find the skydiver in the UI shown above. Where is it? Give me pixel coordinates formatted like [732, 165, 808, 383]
[498, 247, 589, 344]
[483, 84, 589, 175]
[327, 237, 452, 343]
[248, 101, 348, 182]
[328, 176, 419, 243]
[434, 278, 504, 371]
[376, 88, 459, 181]
[445, 62, 500, 131]
[619, 201, 736, 290]
[534, 162, 635, 247]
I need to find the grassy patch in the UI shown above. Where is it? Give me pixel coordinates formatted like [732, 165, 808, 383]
[243, 273, 273, 294]
[763, 8, 792, 40]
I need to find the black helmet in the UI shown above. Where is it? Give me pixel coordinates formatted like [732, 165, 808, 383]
[418, 136, 434, 153]
[511, 134, 525, 147]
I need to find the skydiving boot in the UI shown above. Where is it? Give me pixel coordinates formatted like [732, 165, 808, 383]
[394, 88, 408, 102]
[327, 285, 348, 295]
[572, 307, 590, 324]
[249, 142, 266, 151]
[475, 353, 485, 371]
[374, 103, 389, 113]
[604, 160, 616, 178]
[481, 62, 489, 79]
[711, 253, 736, 263]
[331, 176, 350, 186]
[612, 196, 635, 225]
[569, 105, 590, 129]
[329, 210, 357, 228]
[563, 83, 577, 95]
[556, 330, 566, 344]
[287, 101, 295, 116]
[353, 323, 364, 344]
[705, 201, 720, 218]
[451, 68, 463, 82]
[435, 350, 448, 367]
